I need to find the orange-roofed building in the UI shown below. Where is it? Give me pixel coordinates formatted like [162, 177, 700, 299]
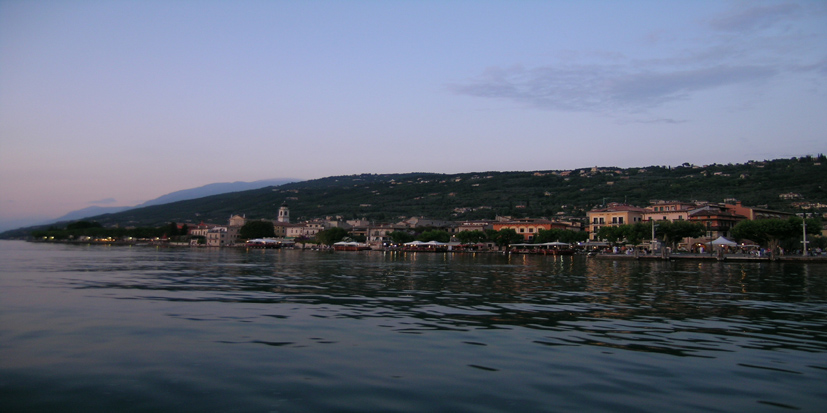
[587, 203, 646, 240]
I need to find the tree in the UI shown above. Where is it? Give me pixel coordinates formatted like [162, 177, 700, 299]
[455, 230, 487, 244]
[596, 225, 626, 243]
[624, 222, 651, 245]
[731, 218, 802, 257]
[389, 231, 415, 244]
[535, 228, 588, 244]
[239, 220, 275, 239]
[417, 230, 451, 243]
[493, 228, 523, 247]
[316, 227, 349, 245]
[732, 219, 793, 246]
[657, 220, 705, 249]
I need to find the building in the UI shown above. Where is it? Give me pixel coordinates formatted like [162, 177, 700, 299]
[228, 215, 246, 227]
[587, 203, 646, 240]
[400, 217, 457, 233]
[456, 221, 493, 233]
[724, 201, 794, 220]
[189, 222, 218, 238]
[689, 208, 746, 239]
[277, 202, 290, 223]
[492, 218, 566, 242]
[643, 200, 696, 222]
[206, 226, 240, 247]
[284, 221, 326, 239]
[367, 224, 408, 245]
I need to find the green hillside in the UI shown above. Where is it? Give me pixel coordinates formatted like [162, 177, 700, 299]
[3, 156, 826, 237]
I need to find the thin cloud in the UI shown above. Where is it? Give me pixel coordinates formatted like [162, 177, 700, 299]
[618, 118, 689, 125]
[449, 64, 777, 113]
[709, 2, 801, 32]
[450, 1, 825, 115]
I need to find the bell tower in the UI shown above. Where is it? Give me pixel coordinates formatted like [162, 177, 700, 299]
[277, 202, 290, 223]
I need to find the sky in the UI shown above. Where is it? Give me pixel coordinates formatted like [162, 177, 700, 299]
[2, 0, 826, 228]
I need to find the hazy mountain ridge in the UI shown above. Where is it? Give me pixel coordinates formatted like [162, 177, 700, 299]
[0, 178, 296, 233]
[2, 157, 825, 238]
[135, 179, 296, 207]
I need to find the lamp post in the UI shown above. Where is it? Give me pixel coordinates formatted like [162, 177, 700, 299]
[802, 213, 809, 257]
[650, 218, 658, 253]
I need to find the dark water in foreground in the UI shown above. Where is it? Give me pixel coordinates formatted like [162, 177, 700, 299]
[1, 241, 826, 412]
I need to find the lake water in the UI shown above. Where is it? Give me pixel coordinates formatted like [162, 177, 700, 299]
[2, 240, 826, 412]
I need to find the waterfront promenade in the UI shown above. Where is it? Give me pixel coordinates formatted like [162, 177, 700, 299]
[592, 252, 827, 262]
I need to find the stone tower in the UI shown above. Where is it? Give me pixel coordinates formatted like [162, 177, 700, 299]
[277, 202, 290, 223]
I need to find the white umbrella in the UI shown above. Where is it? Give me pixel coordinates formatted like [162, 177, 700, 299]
[711, 236, 737, 247]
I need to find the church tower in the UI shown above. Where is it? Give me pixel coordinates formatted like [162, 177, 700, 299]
[277, 202, 290, 223]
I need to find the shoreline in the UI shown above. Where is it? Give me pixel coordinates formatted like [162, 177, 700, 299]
[16, 239, 827, 262]
[590, 253, 827, 263]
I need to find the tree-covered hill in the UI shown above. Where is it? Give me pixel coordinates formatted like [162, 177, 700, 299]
[3, 156, 825, 238]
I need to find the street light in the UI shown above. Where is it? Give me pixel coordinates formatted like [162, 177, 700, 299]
[802, 213, 809, 257]
[650, 218, 659, 252]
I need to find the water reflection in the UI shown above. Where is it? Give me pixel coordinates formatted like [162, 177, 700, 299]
[4, 242, 827, 412]
[52, 248, 827, 358]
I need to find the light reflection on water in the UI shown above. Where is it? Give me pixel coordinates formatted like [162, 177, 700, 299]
[1, 241, 826, 412]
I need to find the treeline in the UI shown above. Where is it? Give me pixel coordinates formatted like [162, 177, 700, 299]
[592, 217, 825, 251]
[31, 221, 188, 241]
[595, 221, 706, 247]
[315, 227, 588, 247]
[239, 220, 589, 247]
[731, 217, 825, 251]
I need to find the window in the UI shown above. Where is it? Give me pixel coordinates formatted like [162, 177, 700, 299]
[519, 228, 525, 233]
[599, 218, 605, 224]
[612, 217, 617, 224]
[618, 217, 624, 224]
[529, 228, 534, 233]
[593, 218, 598, 224]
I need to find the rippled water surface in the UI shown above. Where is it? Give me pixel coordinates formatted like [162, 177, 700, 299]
[2, 240, 827, 412]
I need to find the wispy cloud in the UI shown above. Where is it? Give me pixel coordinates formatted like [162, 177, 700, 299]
[618, 118, 689, 125]
[708, 2, 801, 32]
[449, 63, 778, 113]
[450, 1, 825, 115]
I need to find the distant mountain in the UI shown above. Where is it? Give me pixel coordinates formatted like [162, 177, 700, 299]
[0, 178, 296, 233]
[136, 179, 296, 207]
[52, 206, 135, 222]
[3, 156, 825, 238]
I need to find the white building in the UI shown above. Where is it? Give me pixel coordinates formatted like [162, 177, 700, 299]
[277, 203, 290, 223]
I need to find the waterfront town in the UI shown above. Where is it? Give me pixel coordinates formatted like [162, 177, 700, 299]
[180, 197, 826, 258]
